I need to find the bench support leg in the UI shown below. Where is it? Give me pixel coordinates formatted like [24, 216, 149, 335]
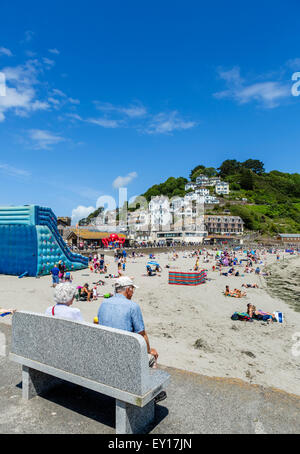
[22, 366, 61, 400]
[115, 399, 155, 434]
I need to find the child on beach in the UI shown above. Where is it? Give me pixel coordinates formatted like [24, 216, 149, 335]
[93, 286, 98, 300]
[64, 271, 73, 282]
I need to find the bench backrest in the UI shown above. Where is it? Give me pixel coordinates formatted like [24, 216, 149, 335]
[11, 311, 150, 395]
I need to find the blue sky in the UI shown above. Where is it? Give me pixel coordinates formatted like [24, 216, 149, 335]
[0, 0, 300, 223]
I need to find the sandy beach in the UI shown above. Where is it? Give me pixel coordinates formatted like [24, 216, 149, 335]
[1, 249, 300, 397]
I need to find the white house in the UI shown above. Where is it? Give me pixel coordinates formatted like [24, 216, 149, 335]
[149, 196, 172, 231]
[185, 182, 197, 191]
[195, 175, 210, 186]
[215, 181, 230, 195]
[209, 177, 221, 186]
[195, 187, 210, 196]
[204, 195, 220, 204]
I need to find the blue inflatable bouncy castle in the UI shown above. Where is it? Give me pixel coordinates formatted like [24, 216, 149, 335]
[0, 205, 88, 277]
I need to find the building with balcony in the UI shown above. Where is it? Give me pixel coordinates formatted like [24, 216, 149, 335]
[215, 181, 230, 195]
[204, 195, 220, 204]
[204, 215, 244, 235]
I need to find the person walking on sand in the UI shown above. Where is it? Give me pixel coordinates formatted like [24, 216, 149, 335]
[50, 264, 60, 287]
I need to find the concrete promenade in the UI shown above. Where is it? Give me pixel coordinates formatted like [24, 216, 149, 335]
[1, 322, 300, 434]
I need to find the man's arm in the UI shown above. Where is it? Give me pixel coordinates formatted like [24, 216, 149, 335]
[138, 330, 158, 359]
[131, 304, 158, 359]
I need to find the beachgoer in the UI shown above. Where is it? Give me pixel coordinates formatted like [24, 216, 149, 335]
[97, 276, 166, 403]
[64, 271, 73, 282]
[225, 285, 230, 296]
[146, 265, 156, 276]
[247, 304, 276, 322]
[50, 264, 60, 287]
[0, 308, 16, 317]
[93, 286, 98, 300]
[45, 283, 83, 321]
[81, 283, 92, 301]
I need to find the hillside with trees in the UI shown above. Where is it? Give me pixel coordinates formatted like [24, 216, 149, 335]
[80, 159, 300, 235]
[139, 159, 300, 235]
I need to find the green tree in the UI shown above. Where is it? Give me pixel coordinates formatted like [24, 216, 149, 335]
[239, 169, 254, 190]
[203, 167, 217, 178]
[242, 159, 265, 175]
[190, 165, 205, 181]
[218, 159, 241, 178]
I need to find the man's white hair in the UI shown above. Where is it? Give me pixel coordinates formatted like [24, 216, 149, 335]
[54, 283, 76, 304]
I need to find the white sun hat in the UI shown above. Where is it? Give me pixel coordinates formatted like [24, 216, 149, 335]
[115, 276, 139, 289]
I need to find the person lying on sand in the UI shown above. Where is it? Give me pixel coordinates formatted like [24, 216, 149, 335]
[247, 304, 276, 322]
[227, 288, 247, 298]
[224, 285, 231, 296]
[242, 283, 259, 288]
[0, 308, 16, 317]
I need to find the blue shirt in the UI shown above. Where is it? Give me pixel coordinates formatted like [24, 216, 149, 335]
[51, 267, 59, 276]
[97, 294, 145, 333]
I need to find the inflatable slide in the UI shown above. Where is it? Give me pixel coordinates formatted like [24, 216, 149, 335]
[0, 205, 88, 277]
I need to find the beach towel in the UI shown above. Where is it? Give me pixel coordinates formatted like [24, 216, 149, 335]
[231, 312, 253, 322]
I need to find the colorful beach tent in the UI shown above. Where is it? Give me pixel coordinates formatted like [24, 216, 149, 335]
[169, 270, 206, 286]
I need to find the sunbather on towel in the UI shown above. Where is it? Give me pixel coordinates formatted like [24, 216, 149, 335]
[247, 304, 276, 322]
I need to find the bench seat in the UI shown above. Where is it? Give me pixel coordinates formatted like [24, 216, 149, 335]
[10, 311, 170, 434]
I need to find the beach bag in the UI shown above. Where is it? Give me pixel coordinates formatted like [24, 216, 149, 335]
[274, 311, 283, 323]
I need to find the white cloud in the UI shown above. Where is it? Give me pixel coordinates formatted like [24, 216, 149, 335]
[87, 117, 123, 128]
[25, 50, 37, 57]
[68, 97, 80, 104]
[95, 101, 147, 118]
[0, 59, 51, 120]
[214, 66, 290, 108]
[48, 48, 60, 55]
[71, 205, 95, 224]
[0, 47, 13, 57]
[0, 163, 30, 177]
[48, 97, 60, 105]
[43, 57, 55, 68]
[28, 129, 65, 149]
[67, 113, 83, 121]
[145, 111, 196, 134]
[52, 88, 66, 97]
[286, 58, 300, 70]
[113, 172, 138, 189]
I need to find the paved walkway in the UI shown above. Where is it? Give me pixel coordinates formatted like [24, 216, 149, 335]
[1, 323, 300, 434]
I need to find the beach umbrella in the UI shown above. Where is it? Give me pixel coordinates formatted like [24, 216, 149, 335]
[147, 261, 160, 267]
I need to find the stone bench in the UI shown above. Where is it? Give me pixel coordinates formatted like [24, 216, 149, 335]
[10, 311, 170, 434]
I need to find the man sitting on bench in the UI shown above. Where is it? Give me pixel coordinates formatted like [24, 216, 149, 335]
[97, 276, 167, 403]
